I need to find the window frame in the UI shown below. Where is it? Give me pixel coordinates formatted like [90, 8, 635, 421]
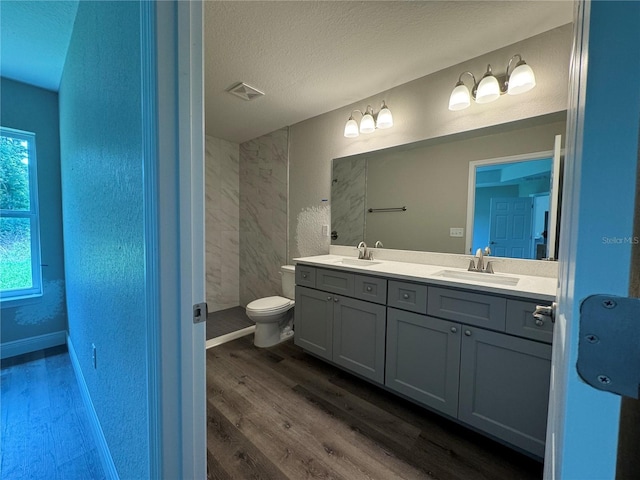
[0, 126, 43, 301]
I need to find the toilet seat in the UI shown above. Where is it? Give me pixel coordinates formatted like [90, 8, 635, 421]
[246, 296, 294, 316]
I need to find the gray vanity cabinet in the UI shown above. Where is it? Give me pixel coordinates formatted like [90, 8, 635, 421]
[294, 286, 334, 360]
[385, 308, 461, 417]
[458, 326, 552, 458]
[294, 283, 386, 384]
[333, 296, 386, 384]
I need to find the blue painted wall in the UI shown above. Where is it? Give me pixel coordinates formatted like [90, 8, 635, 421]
[58, 2, 148, 478]
[0, 78, 67, 345]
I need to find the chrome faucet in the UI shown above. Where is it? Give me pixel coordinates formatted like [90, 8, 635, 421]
[468, 247, 494, 273]
[374, 240, 384, 248]
[357, 241, 369, 260]
[475, 248, 484, 272]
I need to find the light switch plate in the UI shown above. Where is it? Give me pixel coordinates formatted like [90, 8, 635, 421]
[322, 225, 329, 237]
[450, 227, 464, 237]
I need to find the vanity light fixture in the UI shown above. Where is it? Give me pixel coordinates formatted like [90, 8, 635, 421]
[344, 101, 393, 138]
[448, 54, 536, 111]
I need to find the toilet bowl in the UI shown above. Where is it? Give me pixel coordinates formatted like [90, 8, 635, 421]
[245, 265, 295, 347]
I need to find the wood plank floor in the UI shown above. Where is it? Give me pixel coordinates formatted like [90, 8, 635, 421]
[0, 345, 105, 480]
[206, 336, 543, 480]
[207, 306, 255, 340]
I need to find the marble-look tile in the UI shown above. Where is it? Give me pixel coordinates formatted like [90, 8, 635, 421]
[205, 135, 240, 311]
[239, 130, 288, 306]
[331, 156, 366, 246]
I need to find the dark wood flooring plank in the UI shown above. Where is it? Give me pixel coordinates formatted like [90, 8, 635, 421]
[207, 400, 288, 480]
[0, 346, 105, 480]
[207, 337, 542, 480]
[208, 341, 432, 480]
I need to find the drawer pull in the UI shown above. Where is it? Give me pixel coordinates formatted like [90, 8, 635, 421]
[334, 297, 339, 303]
[302, 273, 308, 278]
[366, 286, 372, 292]
[451, 327, 457, 333]
[403, 293, 410, 299]
[535, 319, 545, 327]
[327, 296, 332, 301]
[464, 330, 472, 336]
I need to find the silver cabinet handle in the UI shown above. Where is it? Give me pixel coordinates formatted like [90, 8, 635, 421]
[327, 296, 332, 301]
[464, 330, 472, 336]
[302, 273, 308, 279]
[533, 303, 557, 323]
[403, 293, 410, 299]
[334, 297, 339, 302]
[451, 327, 457, 333]
[366, 286, 372, 292]
[535, 319, 545, 327]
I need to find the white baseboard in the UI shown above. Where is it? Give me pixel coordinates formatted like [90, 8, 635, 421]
[0, 330, 66, 359]
[67, 335, 119, 480]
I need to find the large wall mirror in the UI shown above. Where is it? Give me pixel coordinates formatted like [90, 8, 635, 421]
[331, 112, 565, 260]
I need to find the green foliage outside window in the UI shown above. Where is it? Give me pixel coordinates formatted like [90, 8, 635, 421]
[1, 131, 36, 293]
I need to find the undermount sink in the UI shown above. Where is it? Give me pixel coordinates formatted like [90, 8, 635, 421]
[434, 269, 520, 286]
[333, 258, 382, 267]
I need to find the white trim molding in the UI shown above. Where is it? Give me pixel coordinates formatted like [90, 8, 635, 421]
[67, 335, 119, 480]
[0, 330, 66, 359]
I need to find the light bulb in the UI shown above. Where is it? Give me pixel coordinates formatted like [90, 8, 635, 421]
[476, 74, 500, 104]
[507, 63, 536, 95]
[449, 83, 471, 111]
[344, 117, 359, 138]
[360, 112, 375, 134]
[376, 103, 393, 129]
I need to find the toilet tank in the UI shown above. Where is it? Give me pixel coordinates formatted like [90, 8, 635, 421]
[280, 265, 296, 299]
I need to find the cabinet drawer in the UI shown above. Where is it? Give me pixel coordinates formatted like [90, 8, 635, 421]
[296, 265, 316, 288]
[428, 287, 506, 331]
[388, 281, 428, 314]
[316, 268, 355, 296]
[353, 275, 387, 305]
[506, 299, 553, 344]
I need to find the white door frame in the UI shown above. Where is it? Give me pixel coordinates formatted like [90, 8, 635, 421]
[142, 1, 206, 478]
[546, 1, 640, 478]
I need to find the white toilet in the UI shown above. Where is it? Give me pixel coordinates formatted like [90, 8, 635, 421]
[245, 265, 295, 348]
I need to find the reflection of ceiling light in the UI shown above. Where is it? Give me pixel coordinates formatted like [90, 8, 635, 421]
[448, 54, 536, 111]
[343, 101, 393, 138]
[226, 82, 265, 101]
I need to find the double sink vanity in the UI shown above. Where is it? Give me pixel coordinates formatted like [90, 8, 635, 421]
[292, 251, 556, 459]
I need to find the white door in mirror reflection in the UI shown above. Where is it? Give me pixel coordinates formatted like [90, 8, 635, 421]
[488, 197, 533, 258]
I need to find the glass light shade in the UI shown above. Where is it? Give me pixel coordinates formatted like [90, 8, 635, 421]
[507, 63, 536, 95]
[476, 75, 500, 103]
[376, 107, 393, 129]
[448, 83, 471, 111]
[359, 113, 375, 134]
[344, 118, 359, 138]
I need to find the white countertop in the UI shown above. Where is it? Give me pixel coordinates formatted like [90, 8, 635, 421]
[293, 254, 557, 301]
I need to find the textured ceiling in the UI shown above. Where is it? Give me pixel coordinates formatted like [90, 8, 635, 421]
[205, 1, 574, 144]
[0, 0, 79, 92]
[0, 1, 573, 144]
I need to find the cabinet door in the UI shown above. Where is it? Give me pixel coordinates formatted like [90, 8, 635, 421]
[294, 286, 333, 360]
[385, 308, 461, 418]
[333, 296, 386, 384]
[458, 327, 551, 457]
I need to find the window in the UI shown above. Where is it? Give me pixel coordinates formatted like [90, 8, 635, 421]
[0, 127, 42, 300]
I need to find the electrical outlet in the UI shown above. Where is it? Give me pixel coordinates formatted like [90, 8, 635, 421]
[92, 343, 97, 369]
[322, 224, 329, 237]
[450, 227, 464, 237]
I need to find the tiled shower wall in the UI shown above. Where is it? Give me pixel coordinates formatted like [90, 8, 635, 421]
[239, 128, 289, 307]
[205, 135, 240, 312]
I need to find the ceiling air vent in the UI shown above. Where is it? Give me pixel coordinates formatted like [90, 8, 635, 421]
[226, 82, 265, 101]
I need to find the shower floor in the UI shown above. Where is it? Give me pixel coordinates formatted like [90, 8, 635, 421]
[206, 306, 255, 347]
